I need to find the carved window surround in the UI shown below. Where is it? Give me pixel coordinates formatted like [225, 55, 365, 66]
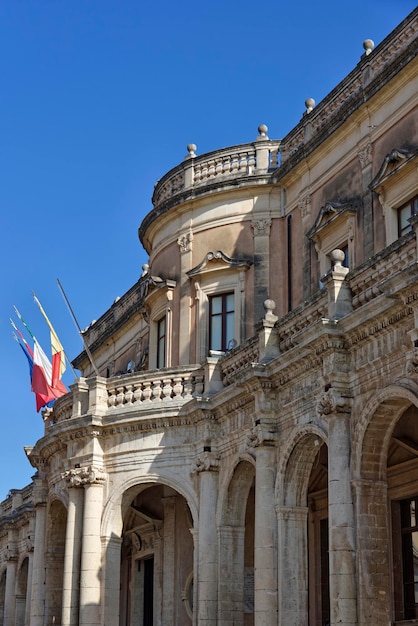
[370, 147, 418, 245]
[187, 250, 252, 362]
[307, 198, 360, 278]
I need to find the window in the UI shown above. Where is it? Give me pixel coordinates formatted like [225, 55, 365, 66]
[156, 316, 166, 368]
[209, 293, 235, 354]
[400, 496, 418, 619]
[398, 195, 418, 237]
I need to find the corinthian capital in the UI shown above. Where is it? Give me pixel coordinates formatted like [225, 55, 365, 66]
[62, 465, 107, 487]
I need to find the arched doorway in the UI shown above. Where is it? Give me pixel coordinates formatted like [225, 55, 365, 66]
[119, 483, 193, 626]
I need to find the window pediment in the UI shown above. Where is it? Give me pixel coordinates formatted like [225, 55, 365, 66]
[369, 147, 418, 192]
[187, 250, 252, 278]
[307, 198, 361, 243]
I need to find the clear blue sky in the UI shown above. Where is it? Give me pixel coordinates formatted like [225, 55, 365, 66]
[0, 0, 415, 499]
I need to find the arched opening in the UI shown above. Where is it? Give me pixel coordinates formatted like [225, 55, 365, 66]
[45, 499, 67, 626]
[119, 483, 193, 626]
[388, 405, 418, 621]
[278, 429, 328, 626]
[308, 441, 329, 626]
[15, 557, 29, 626]
[218, 459, 255, 626]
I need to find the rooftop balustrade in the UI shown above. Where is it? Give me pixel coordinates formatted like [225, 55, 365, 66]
[153, 133, 280, 210]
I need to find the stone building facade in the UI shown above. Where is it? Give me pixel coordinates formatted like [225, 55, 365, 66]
[1, 8, 418, 626]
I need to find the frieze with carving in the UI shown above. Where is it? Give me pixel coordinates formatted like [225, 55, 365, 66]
[62, 465, 107, 487]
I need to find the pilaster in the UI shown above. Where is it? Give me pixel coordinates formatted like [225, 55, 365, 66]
[29, 478, 48, 626]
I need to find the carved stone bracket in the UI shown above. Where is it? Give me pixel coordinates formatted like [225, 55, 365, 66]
[317, 389, 352, 416]
[251, 218, 272, 236]
[62, 465, 107, 487]
[358, 142, 372, 169]
[193, 451, 220, 473]
[246, 422, 277, 449]
[406, 349, 418, 377]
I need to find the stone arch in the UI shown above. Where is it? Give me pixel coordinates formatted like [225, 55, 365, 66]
[102, 471, 198, 539]
[218, 455, 255, 527]
[353, 383, 418, 480]
[276, 424, 328, 507]
[115, 475, 196, 626]
[217, 458, 256, 625]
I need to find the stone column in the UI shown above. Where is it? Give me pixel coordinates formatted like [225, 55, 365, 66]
[276, 506, 309, 625]
[352, 479, 390, 626]
[61, 476, 84, 626]
[318, 390, 357, 626]
[247, 421, 278, 626]
[217, 526, 245, 625]
[194, 451, 219, 625]
[161, 496, 176, 624]
[3, 548, 17, 626]
[103, 535, 122, 626]
[29, 478, 48, 626]
[76, 466, 106, 626]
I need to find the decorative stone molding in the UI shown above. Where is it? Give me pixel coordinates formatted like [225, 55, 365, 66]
[193, 451, 220, 473]
[317, 389, 352, 416]
[62, 465, 107, 487]
[406, 349, 418, 377]
[357, 142, 372, 169]
[251, 218, 272, 236]
[5, 545, 18, 561]
[177, 230, 193, 253]
[299, 189, 311, 219]
[246, 421, 277, 449]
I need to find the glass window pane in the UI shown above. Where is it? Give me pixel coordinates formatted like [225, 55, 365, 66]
[226, 293, 234, 312]
[211, 317, 222, 351]
[211, 296, 222, 315]
[226, 311, 235, 345]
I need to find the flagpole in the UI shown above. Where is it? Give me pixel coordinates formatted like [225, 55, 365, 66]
[56, 278, 100, 377]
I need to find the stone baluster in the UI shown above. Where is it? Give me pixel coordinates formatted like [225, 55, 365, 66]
[194, 450, 220, 625]
[61, 472, 85, 626]
[318, 388, 357, 626]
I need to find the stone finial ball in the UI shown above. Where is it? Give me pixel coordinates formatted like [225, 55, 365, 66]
[363, 39, 375, 55]
[305, 98, 315, 112]
[330, 249, 346, 265]
[258, 124, 268, 136]
[264, 298, 276, 312]
[187, 143, 197, 155]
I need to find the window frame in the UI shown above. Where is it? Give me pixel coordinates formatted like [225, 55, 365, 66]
[397, 195, 418, 238]
[208, 292, 235, 354]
